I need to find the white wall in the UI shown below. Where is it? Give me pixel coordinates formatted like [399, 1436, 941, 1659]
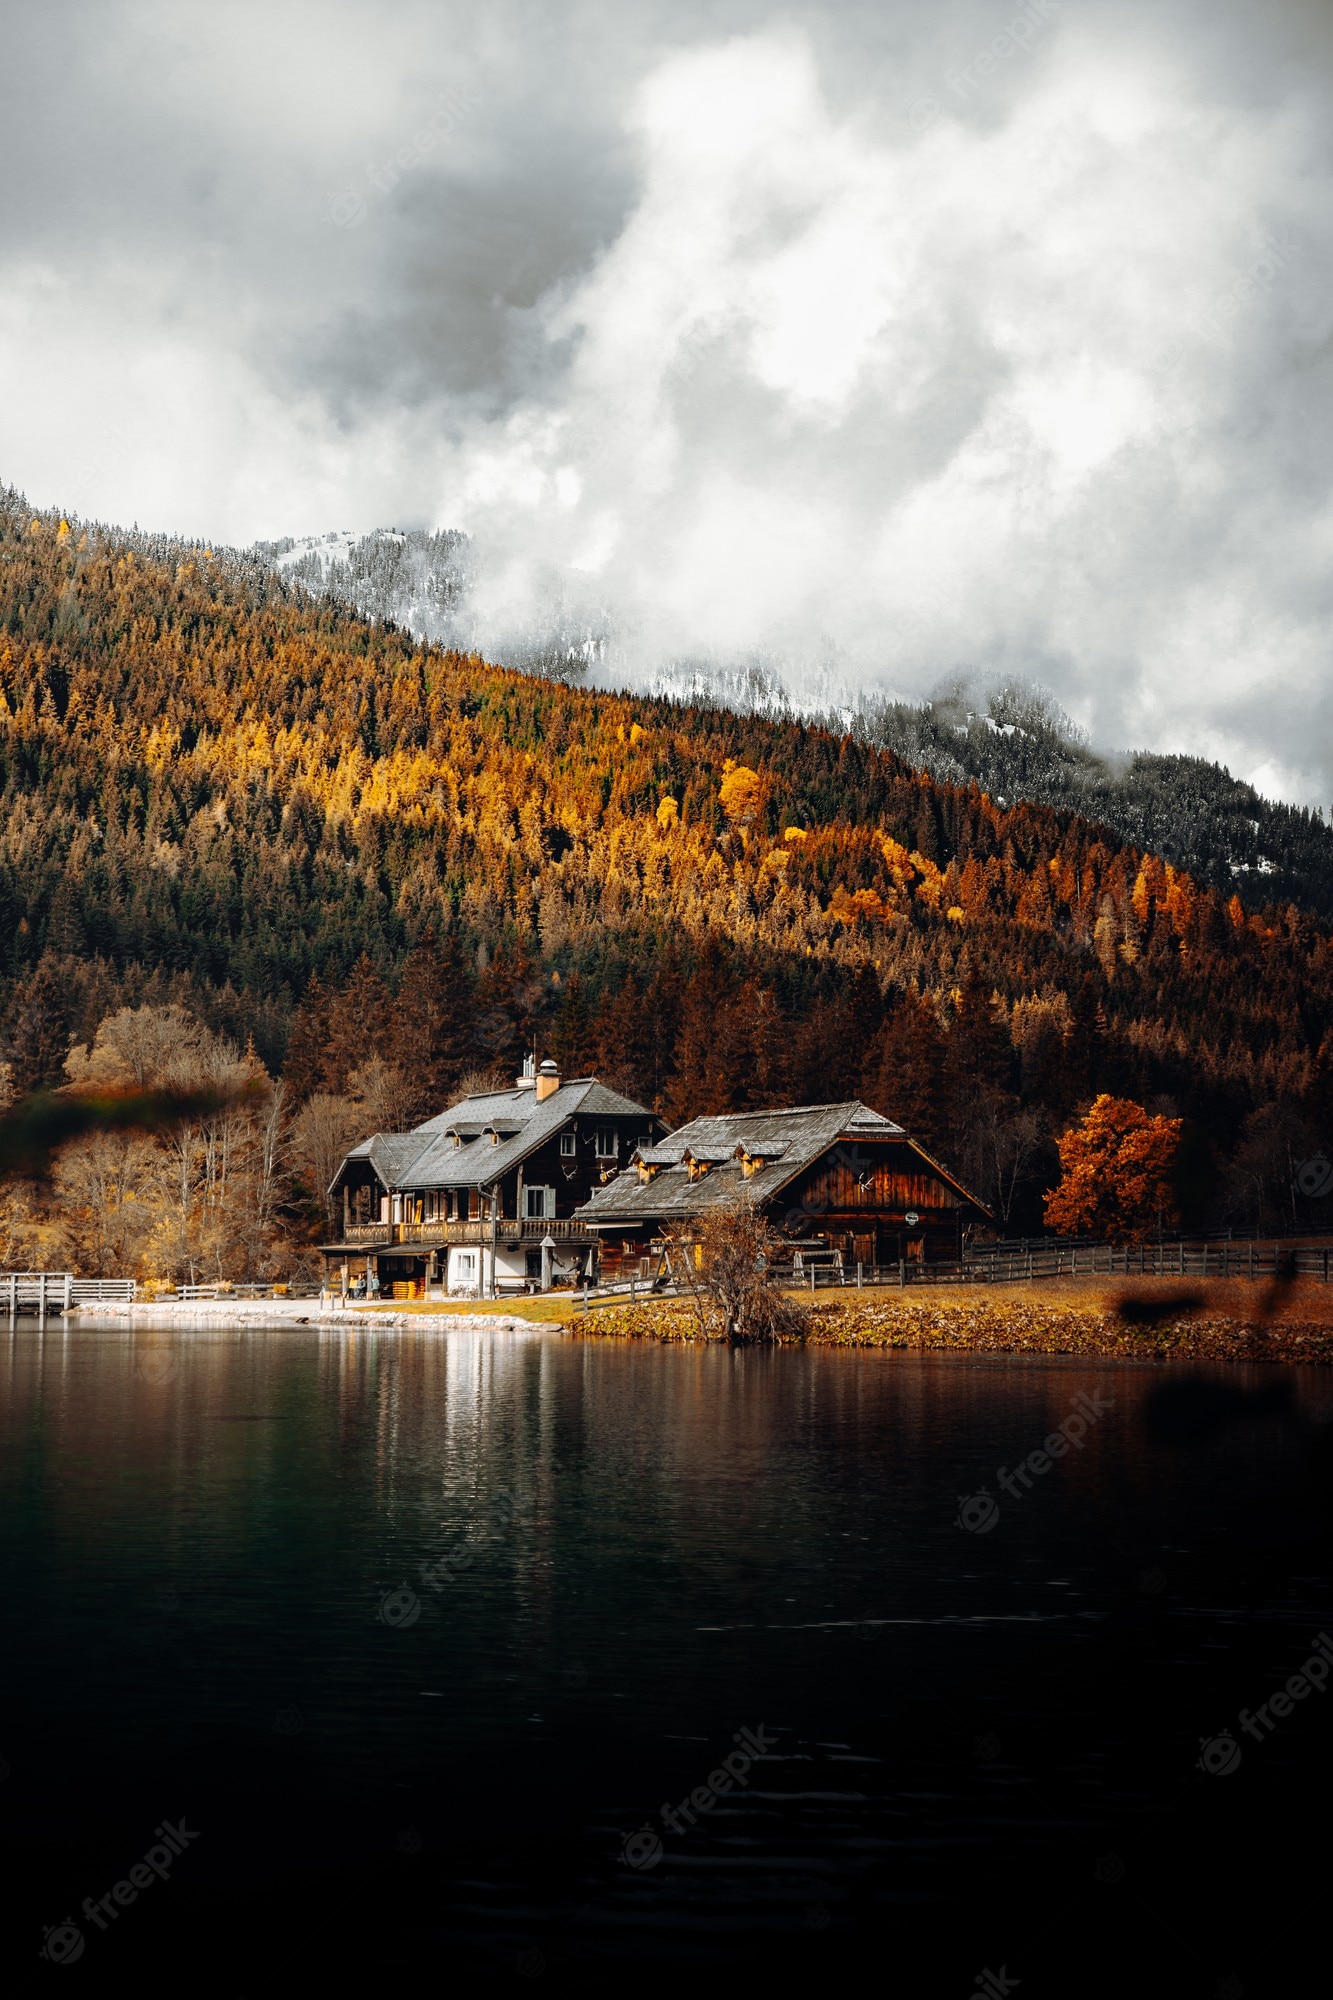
[446, 1245, 527, 1294]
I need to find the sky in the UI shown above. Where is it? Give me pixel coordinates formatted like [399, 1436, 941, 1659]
[2, 0, 1332, 803]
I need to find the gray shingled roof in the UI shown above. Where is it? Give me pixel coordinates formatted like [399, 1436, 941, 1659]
[330, 1078, 658, 1195]
[573, 1101, 929, 1226]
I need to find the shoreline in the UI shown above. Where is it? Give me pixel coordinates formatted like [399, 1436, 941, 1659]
[51, 1277, 1333, 1361]
[577, 1278, 1333, 1364]
[63, 1298, 546, 1333]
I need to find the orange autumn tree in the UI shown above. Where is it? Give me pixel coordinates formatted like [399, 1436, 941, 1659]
[1045, 1095, 1182, 1242]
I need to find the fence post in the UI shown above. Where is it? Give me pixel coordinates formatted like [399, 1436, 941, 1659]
[810, 1267, 815, 1295]
[898, 1258, 905, 1289]
[857, 1262, 862, 1290]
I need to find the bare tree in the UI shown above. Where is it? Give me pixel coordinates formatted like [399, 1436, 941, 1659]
[667, 1196, 811, 1346]
[346, 1055, 415, 1132]
[291, 1093, 373, 1232]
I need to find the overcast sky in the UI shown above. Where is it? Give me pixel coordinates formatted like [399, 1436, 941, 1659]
[3, 0, 1332, 802]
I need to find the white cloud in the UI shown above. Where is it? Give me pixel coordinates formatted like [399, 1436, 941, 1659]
[2, 3, 1331, 802]
[440, 28, 1333, 800]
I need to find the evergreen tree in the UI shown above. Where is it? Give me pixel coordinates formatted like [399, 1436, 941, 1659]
[323, 955, 393, 1094]
[390, 928, 477, 1118]
[281, 973, 331, 1104]
[6, 955, 72, 1094]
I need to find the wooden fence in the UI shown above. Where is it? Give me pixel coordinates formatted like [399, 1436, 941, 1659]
[572, 1237, 1333, 1308]
[3, 1273, 137, 1312]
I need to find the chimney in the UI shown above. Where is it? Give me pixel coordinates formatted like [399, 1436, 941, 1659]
[535, 1058, 561, 1103]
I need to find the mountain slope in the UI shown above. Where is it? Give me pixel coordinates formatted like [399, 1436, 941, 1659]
[249, 529, 1333, 923]
[852, 680, 1333, 922]
[3, 491, 1332, 1233]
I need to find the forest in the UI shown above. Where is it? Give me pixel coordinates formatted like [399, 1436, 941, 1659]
[2, 486, 1332, 1275]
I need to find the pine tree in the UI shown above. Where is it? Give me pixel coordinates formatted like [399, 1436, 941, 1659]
[6, 955, 72, 1093]
[323, 954, 393, 1093]
[281, 973, 332, 1104]
[552, 972, 597, 1079]
[390, 929, 477, 1118]
[862, 989, 947, 1148]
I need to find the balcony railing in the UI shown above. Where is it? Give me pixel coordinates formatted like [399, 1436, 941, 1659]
[338, 1217, 594, 1247]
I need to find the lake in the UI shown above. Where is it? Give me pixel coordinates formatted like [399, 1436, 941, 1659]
[2, 1321, 1331, 1995]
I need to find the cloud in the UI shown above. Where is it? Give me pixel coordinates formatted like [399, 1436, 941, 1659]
[1, 2, 1331, 802]
[443, 27, 1333, 802]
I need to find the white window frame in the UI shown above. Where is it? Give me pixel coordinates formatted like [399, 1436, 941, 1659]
[594, 1129, 618, 1160]
[560, 1129, 576, 1157]
[524, 1185, 556, 1220]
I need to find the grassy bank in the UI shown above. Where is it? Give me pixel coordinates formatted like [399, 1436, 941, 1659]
[576, 1277, 1333, 1363]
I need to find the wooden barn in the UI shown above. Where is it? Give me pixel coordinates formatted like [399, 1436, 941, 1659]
[573, 1101, 994, 1280]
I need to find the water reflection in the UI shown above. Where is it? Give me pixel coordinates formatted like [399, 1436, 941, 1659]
[1, 1323, 1329, 1987]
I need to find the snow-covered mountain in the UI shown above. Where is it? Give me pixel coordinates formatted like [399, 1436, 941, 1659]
[252, 526, 610, 683]
[253, 527, 471, 642]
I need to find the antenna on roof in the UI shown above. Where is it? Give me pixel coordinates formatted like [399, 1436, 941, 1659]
[517, 1050, 537, 1091]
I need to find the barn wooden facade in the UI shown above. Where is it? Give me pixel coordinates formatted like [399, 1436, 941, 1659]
[573, 1101, 994, 1278]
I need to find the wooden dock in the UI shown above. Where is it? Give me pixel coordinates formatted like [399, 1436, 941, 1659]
[2, 1272, 137, 1314]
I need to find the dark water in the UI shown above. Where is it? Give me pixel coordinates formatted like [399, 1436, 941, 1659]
[2, 1321, 1332, 1996]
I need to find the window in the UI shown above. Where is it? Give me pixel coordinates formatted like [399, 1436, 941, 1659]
[525, 1186, 556, 1220]
[560, 1130, 576, 1158]
[595, 1129, 617, 1159]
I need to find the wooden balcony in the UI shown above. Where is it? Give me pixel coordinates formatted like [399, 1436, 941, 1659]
[336, 1217, 595, 1248]
[436, 1217, 594, 1244]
